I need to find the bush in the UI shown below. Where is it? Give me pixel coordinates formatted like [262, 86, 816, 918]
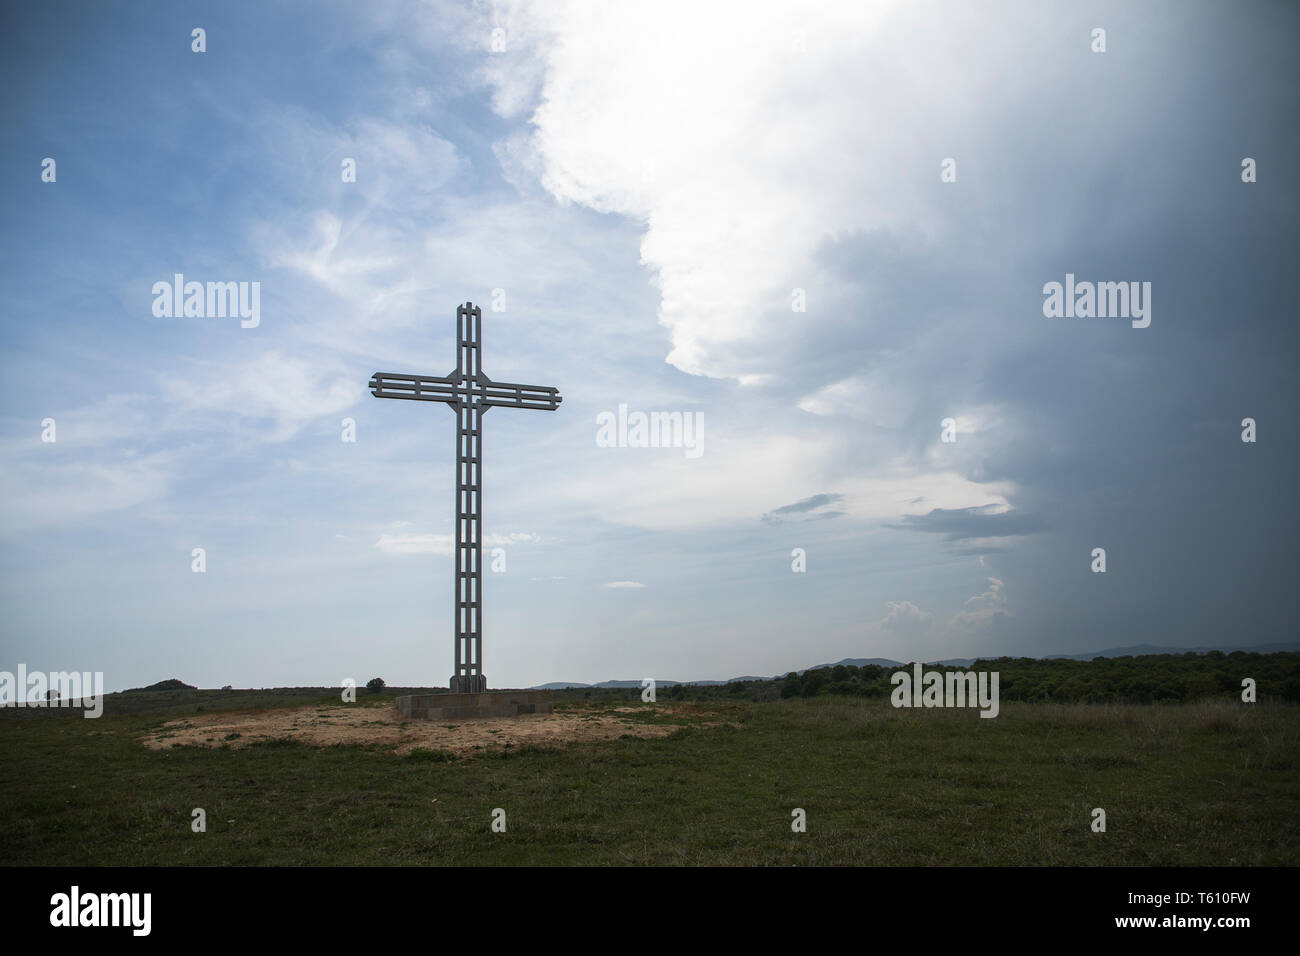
[801, 672, 827, 698]
[366, 677, 386, 695]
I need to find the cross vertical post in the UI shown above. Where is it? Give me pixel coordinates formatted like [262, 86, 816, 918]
[369, 301, 562, 694]
[453, 303, 484, 693]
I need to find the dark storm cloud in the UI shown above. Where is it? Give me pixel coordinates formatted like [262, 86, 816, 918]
[892, 506, 1049, 541]
[764, 1, 1300, 654]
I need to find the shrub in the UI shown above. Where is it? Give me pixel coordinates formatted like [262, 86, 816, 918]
[801, 672, 827, 698]
[366, 677, 386, 695]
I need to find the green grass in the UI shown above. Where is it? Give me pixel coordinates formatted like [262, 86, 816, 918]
[1, 694, 1296, 865]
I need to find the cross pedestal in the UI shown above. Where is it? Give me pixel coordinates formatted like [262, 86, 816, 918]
[395, 689, 555, 720]
[370, 302, 560, 716]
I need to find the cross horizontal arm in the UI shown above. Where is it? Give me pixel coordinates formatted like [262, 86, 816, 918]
[478, 378, 563, 411]
[370, 371, 562, 410]
[369, 371, 460, 403]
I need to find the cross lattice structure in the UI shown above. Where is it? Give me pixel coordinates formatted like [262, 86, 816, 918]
[369, 302, 562, 693]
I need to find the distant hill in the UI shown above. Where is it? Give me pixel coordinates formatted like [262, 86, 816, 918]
[534, 679, 691, 690]
[1044, 641, 1300, 660]
[819, 658, 905, 670]
[533, 641, 1300, 689]
[122, 678, 197, 693]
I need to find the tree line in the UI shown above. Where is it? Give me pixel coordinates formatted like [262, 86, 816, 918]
[653, 651, 1300, 705]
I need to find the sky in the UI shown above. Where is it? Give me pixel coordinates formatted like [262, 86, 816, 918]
[1, 0, 1297, 692]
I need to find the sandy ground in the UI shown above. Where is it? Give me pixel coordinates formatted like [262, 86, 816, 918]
[139, 702, 715, 756]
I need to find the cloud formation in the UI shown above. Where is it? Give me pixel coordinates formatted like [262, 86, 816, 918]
[879, 600, 934, 637]
[373, 531, 540, 555]
[761, 492, 844, 525]
[892, 506, 1048, 541]
[952, 578, 1009, 631]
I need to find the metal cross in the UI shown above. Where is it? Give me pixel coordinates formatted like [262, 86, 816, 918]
[369, 302, 562, 693]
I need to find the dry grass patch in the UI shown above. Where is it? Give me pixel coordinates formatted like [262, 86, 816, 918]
[138, 702, 726, 756]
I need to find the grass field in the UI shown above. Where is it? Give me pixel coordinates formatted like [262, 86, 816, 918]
[1, 690, 1296, 865]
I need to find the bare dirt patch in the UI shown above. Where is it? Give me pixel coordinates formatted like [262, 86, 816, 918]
[139, 703, 719, 756]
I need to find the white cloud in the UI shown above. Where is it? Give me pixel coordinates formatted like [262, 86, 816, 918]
[0, 451, 176, 533]
[951, 577, 1009, 630]
[879, 600, 933, 637]
[550, 422, 1013, 532]
[374, 533, 450, 555]
[603, 581, 645, 589]
[488, 532, 541, 546]
[373, 531, 540, 555]
[797, 376, 913, 427]
[478, 0, 1029, 382]
[158, 350, 361, 443]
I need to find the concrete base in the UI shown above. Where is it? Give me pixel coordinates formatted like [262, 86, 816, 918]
[448, 674, 487, 694]
[395, 690, 554, 720]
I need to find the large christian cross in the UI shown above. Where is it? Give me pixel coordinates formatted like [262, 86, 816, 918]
[370, 302, 562, 693]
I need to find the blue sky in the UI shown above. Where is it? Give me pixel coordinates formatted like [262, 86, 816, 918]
[2, 0, 1297, 691]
